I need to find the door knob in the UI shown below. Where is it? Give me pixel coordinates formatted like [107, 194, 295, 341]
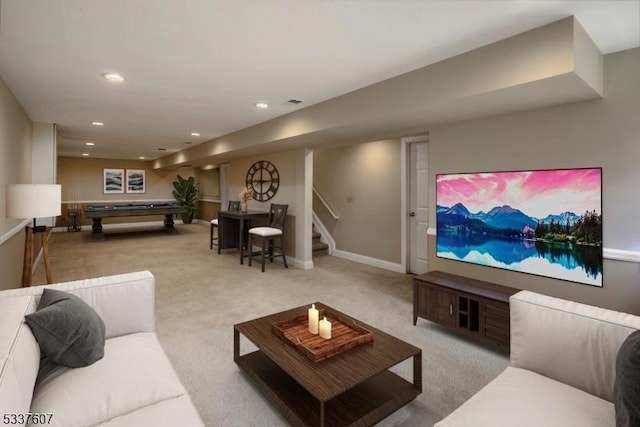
[409, 212, 416, 217]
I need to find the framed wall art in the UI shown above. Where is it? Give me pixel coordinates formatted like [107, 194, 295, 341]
[103, 168, 124, 194]
[126, 169, 146, 193]
[435, 167, 603, 287]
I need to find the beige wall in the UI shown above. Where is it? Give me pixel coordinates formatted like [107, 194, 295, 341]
[228, 151, 297, 213]
[314, 139, 402, 263]
[199, 168, 220, 199]
[198, 200, 221, 223]
[0, 75, 33, 290]
[429, 48, 640, 314]
[57, 157, 197, 226]
[58, 157, 196, 202]
[198, 168, 221, 222]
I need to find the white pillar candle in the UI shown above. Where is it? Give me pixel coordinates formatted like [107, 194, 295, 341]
[308, 304, 319, 334]
[319, 316, 331, 339]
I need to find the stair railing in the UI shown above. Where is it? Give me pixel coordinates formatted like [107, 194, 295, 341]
[312, 211, 336, 255]
[312, 186, 339, 220]
[311, 186, 337, 255]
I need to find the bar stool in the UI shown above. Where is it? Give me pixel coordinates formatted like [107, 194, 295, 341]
[210, 217, 218, 249]
[248, 204, 288, 272]
[210, 200, 240, 250]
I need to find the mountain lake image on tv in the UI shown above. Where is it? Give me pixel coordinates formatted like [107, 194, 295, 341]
[436, 168, 603, 287]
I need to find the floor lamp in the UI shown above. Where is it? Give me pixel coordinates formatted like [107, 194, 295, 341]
[6, 184, 61, 287]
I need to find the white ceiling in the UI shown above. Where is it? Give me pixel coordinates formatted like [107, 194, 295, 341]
[0, 0, 638, 161]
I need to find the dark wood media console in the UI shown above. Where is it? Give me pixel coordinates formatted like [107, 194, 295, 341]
[413, 271, 518, 351]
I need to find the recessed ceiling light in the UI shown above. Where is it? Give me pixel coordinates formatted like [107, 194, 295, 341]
[82, 153, 89, 157]
[254, 102, 269, 109]
[92, 121, 104, 126]
[102, 72, 125, 82]
[85, 141, 95, 146]
[287, 99, 303, 104]
[184, 141, 192, 145]
[190, 132, 200, 137]
[157, 148, 167, 151]
[139, 156, 146, 160]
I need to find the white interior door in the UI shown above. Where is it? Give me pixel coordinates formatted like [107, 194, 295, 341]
[409, 142, 429, 274]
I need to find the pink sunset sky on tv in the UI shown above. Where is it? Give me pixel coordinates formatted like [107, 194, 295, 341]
[436, 168, 601, 219]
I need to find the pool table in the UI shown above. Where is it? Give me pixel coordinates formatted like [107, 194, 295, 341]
[84, 203, 188, 233]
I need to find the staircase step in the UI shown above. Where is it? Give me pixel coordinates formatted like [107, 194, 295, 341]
[312, 224, 328, 257]
[312, 242, 329, 252]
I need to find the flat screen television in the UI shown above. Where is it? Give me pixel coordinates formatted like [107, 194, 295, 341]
[435, 167, 603, 287]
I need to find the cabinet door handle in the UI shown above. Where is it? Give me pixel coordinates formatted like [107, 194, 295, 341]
[450, 304, 453, 316]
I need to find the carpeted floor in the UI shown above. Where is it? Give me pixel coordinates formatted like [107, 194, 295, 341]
[33, 223, 508, 426]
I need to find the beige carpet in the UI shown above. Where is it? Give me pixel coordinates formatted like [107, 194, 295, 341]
[33, 223, 508, 426]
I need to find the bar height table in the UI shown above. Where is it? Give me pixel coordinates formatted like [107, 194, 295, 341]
[217, 210, 269, 263]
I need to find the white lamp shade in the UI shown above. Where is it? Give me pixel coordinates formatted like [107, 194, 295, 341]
[6, 184, 62, 219]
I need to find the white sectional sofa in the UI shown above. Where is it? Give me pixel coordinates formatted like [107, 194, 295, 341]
[436, 290, 640, 427]
[0, 271, 204, 427]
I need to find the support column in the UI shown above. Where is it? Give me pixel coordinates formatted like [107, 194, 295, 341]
[32, 123, 57, 227]
[295, 148, 314, 269]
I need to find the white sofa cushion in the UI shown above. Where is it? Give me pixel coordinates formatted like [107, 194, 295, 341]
[0, 271, 155, 339]
[29, 333, 189, 427]
[97, 395, 203, 426]
[435, 366, 615, 427]
[510, 290, 640, 402]
[0, 296, 40, 415]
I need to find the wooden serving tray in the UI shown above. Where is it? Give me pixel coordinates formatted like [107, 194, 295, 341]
[272, 309, 373, 362]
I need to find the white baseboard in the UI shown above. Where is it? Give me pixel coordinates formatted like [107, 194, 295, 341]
[332, 249, 405, 273]
[312, 212, 336, 254]
[287, 257, 314, 270]
[603, 248, 640, 263]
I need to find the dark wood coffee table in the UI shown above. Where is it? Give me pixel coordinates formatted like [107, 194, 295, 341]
[234, 302, 422, 426]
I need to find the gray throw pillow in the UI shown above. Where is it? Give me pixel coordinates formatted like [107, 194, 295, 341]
[25, 288, 106, 368]
[615, 330, 640, 427]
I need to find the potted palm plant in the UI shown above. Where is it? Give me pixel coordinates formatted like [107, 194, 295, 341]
[172, 174, 199, 224]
